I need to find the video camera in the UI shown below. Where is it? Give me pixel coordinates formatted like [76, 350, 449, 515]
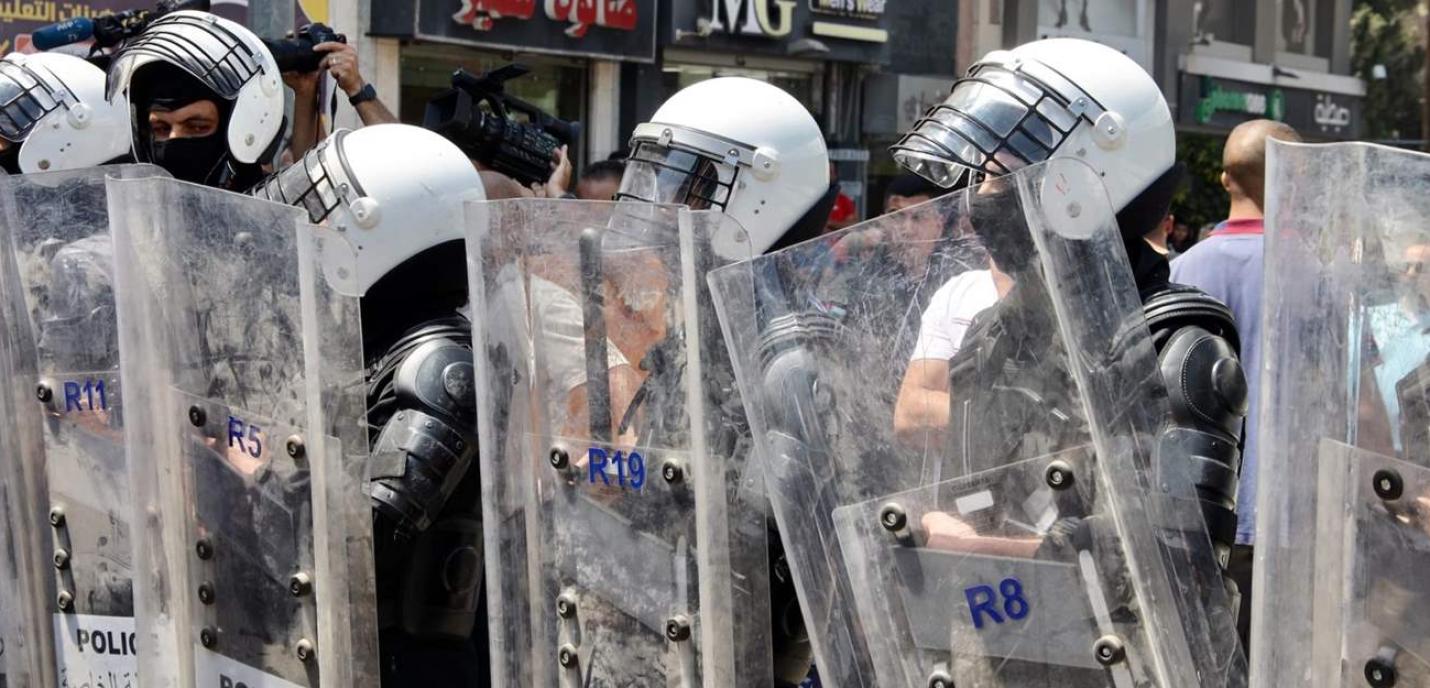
[424, 64, 582, 188]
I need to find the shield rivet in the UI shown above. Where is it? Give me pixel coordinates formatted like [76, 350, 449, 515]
[1365, 655, 1398, 687]
[188, 405, 207, 427]
[48, 506, 65, 527]
[1045, 460, 1075, 490]
[556, 590, 578, 619]
[928, 669, 955, 688]
[199, 627, 217, 648]
[198, 582, 215, 605]
[52, 548, 70, 570]
[549, 447, 570, 470]
[285, 435, 306, 459]
[35, 382, 53, 403]
[1094, 634, 1126, 666]
[1373, 469, 1403, 501]
[290, 572, 313, 597]
[195, 538, 214, 560]
[557, 643, 578, 668]
[879, 503, 908, 532]
[296, 638, 315, 662]
[56, 590, 73, 611]
[665, 615, 691, 642]
[662, 460, 684, 484]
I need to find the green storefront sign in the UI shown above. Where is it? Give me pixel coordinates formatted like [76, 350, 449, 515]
[1194, 76, 1285, 124]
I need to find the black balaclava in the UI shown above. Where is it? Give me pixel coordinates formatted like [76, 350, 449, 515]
[0, 141, 20, 174]
[128, 62, 260, 189]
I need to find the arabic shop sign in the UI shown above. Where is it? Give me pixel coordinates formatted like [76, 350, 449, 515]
[1195, 80, 1285, 124]
[396, 0, 656, 61]
[0, 1, 315, 55]
[452, 0, 635, 38]
[1178, 74, 1361, 139]
[1311, 93, 1353, 134]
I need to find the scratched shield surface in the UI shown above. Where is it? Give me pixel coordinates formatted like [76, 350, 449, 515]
[709, 157, 1246, 688]
[107, 177, 377, 688]
[1251, 141, 1430, 688]
[467, 199, 772, 687]
[0, 165, 170, 688]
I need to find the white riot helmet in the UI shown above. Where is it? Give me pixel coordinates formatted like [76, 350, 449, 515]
[252, 123, 485, 293]
[0, 52, 130, 173]
[617, 77, 829, 253]
[106, 10, 284, 187]
[893, 38, 1174, 217]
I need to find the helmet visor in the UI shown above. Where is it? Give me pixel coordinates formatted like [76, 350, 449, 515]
[892, 60, 1095, 188]
[0, 59, 63, 142]
[615, 141, 737, 211]
[107, 13, 263, 101]
[252, 131, 360, 223]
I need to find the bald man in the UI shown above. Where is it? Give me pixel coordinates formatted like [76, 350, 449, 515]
[1170, 118, 1300, 650]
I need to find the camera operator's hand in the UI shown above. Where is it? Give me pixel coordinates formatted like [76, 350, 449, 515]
[314, 41, 398, 127]
[315, 41, 364, 97]
[531, 145, 573, 198]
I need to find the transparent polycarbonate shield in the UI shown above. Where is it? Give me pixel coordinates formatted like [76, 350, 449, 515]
[0, 314, 52, 688]
[0, 166, 166, 687]
[1305, 441, 1430, 687]
[467, 199, 770, 687]
[710, 157, 1245, 688]
[107, 177, 377, 688]
[1251, 141, 1430, 688]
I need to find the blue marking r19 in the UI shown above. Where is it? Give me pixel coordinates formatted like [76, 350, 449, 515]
[587, 447, 645, 491]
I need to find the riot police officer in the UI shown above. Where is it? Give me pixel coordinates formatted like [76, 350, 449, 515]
[712, 38, 1249, 687]
[106, 10, 285, 189]
[0, 51, 131, 173]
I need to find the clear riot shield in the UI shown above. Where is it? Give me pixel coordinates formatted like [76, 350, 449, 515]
[0, 227, 51, 688]
[0, 166, 168, 688]
[107, 177, 378, 688]
[1250, 141, 1430, 687]
[709, 157, 1245, 688]
[467, 199, 772, 687]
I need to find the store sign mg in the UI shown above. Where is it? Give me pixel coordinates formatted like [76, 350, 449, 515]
[708, 0, 797, 37]
[1195, 77, 1285, 124]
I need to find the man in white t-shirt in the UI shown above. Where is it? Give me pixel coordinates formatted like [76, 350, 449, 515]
[893, 266, 1006, 449]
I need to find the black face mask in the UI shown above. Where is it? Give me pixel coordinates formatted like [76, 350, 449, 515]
[148, 133, 228, 186]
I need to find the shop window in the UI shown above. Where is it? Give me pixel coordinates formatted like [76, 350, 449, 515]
[1038, 0, 1138, 37]
[1193, 0, 1256, 48]
[1277, 0, 1335, 62]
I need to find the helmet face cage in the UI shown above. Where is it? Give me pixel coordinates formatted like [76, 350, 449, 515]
[615, 138, 741, 212]
[107, 13, 265, 102]
[892, 55, 1107, 188]
[253, 130, 364, 224]
[0, 59, 76, 143]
